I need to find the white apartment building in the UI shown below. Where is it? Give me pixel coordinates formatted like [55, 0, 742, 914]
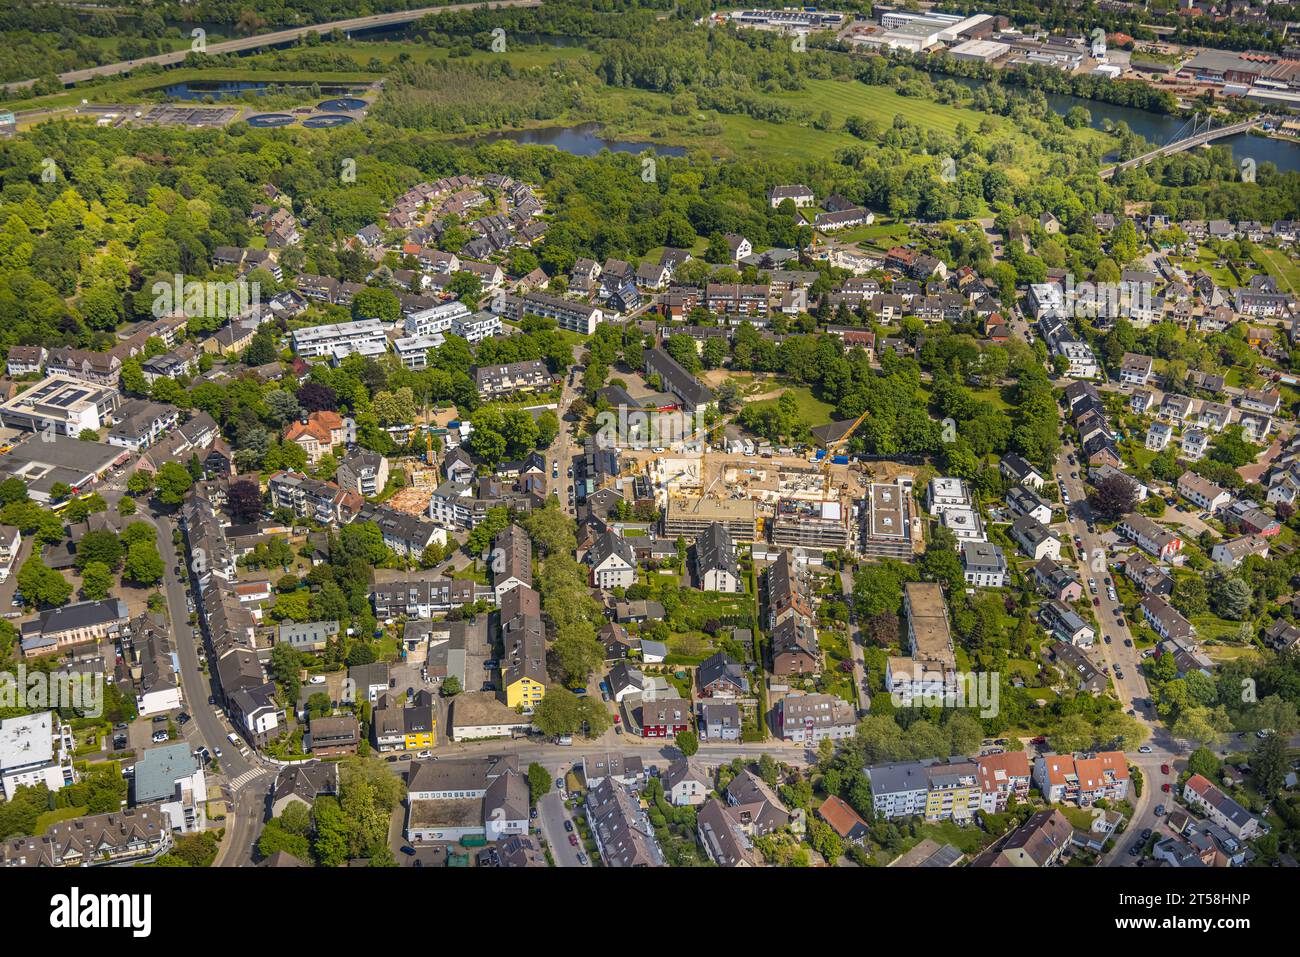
[405, 301, 470, 337]
[291, 318, 388, 359]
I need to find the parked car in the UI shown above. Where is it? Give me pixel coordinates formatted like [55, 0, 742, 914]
[151, 715, 168, 724]
[150, 730, 169, 743]
[1138, 745, 1153, 754]
[1093, 597, 1100, 606]
[564, 819, 574, 832]
[1155, 805, 1166, 816]
[568, 834, 579, 847]
[1104, 635, 1112, 644]
[1161, 783, 1171, 792]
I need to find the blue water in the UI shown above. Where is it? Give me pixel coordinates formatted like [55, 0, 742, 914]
[161, 80, 367, 101]
[454, 122, 687, 157]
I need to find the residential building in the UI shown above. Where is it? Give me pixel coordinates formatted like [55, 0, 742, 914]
[1041, 599, 1096, 647]
[662, 758, 710, 807]
[335, 450, 389, 498]
[1210, 534, 1270, 568]
[1010, 515, 1062, 561]
[0, 712, 74, 800]
[699, 701, 742, 741]
[776, 693, 855, 744]
[492, 524, 532, 601]
[961, 541, 1008, 587]
[1117, 513, 1183, 562]
[290, 319, 387, 360]
[694, 522, 741, 592]
[975, 751, 1031, 812]
[1033, 752, 1131, 805]
[132, 743, 206, 833]
[1139, 594, 1196, 643]
[586, 529, 636, 591]
[1183, 774, 1260, 840]
[308, 715, 361, 757]
[971, 809, 1073, 867]
[1177, 472, 1231, 512]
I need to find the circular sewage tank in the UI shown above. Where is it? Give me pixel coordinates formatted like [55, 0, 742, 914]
[302, 114, 355, 129]
[246, 113, 295, 127]
[317, 97, 368, 112]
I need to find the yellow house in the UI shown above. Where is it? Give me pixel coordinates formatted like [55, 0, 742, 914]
[923, 761, 981, 822]
[505, 673, 546, 711]
[374, 690, 436, 751]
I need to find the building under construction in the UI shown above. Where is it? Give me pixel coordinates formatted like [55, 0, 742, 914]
[770, 497, 851, 549]
[860, 475, 918, 560]
[663, 495, 758, 541]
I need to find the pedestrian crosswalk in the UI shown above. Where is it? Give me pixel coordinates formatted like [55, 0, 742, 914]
[229, 767, 266, 791]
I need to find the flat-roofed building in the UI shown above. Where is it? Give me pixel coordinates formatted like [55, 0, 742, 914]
[291, 318, 387, 360]
[861, 476, 916, 559]
[0, 434, 126, 503]
[663, 496, 757, 540]
[0, 712, 74, 800]
[770, 497, 850, 549]
[0, 374, 119, 437]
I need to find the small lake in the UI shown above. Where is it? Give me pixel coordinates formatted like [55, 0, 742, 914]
[454, 122, 687, 157]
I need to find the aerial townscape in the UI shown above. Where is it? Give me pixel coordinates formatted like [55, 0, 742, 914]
[1, 1, 1300, 907]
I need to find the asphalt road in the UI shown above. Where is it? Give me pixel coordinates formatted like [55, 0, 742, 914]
[3, 1, 543, 92]
[129, 503, 264, 865]
[537, 792, 586, 867]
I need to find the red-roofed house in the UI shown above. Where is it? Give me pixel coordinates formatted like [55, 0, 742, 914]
[976, 751, 1031, 812]
[285, 411, 348, 464]
[1033, 751, 1130, 805]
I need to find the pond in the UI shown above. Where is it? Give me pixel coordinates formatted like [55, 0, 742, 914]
[453, 122, 687, 157]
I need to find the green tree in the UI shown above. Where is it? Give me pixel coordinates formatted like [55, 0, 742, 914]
[527, 762, 552, 804]
[80, 561, 114, 601]
[122, 542, 164, 586]
[675, 730, 699, 757]
[155, 461, 193, 506]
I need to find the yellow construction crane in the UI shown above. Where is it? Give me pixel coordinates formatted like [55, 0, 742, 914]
[820, 410, 870, 500]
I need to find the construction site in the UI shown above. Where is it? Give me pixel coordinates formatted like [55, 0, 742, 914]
[615, 440, 920, 553]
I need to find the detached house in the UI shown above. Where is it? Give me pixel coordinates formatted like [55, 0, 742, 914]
[284, 411, 349, 465]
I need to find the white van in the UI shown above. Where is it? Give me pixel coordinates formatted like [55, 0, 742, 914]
[227, 732, 242, 747]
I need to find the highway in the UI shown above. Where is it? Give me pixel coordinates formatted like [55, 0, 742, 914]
[2, 0, 543, 93]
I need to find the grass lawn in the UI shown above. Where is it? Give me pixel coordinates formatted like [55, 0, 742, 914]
[1190, 615, 1247, 642]
[971, 385, 1015, 412]
[1253, 247, 1300, 296]
[743, 383, 836, 428]
[35, 805, 89, 833]
[917, 819, 995, 855]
